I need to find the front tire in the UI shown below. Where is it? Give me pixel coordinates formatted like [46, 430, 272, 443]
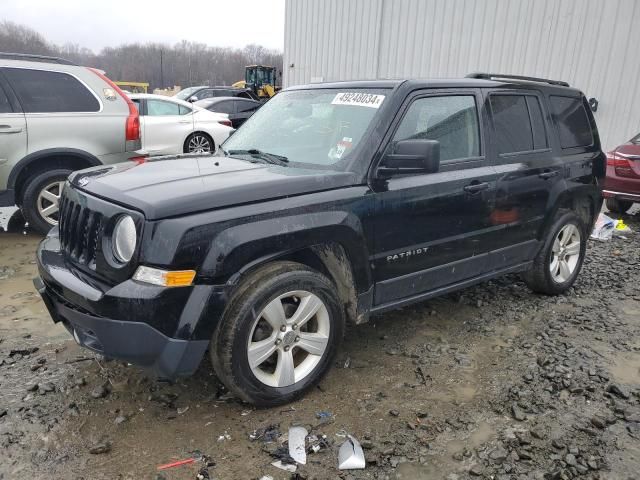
[21, 169, 72, 235]
[210, 262, 344, 406]
[184, 133, 214, 153]
[605, 197, 633, 214]
[523, 211, 587, 295]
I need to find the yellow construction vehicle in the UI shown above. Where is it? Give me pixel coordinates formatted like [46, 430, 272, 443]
[232, 65, 279, 99]
[114, 81, 149, 93]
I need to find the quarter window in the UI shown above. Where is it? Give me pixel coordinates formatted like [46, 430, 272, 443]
[392, 95, 480, 161]
[490, 95, 533, 154]
[179, 105, 192, 115]
[3, 68, 100, 113]
[146, 100, 181, 116]
[550, 96, 593, 148]
[0, 84, 11, 113]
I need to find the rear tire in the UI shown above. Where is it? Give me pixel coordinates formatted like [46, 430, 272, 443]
[210, 261, 344, 407]
[21, 169, 72, 235]
[184, 132, 214, 154]
[605, 197, 633, 214]
[523, 211, 587, 295]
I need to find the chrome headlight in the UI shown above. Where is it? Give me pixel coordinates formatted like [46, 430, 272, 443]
[112, 215, 136, 263]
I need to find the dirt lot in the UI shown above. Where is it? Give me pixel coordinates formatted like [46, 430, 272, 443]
[1, 208, 639, 480]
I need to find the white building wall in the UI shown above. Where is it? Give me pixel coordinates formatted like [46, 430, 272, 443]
[284, 0, 640, 149]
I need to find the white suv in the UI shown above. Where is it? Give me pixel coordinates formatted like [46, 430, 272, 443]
[0, 53, 141, 233]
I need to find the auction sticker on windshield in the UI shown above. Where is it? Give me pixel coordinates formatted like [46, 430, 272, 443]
[332, 92, 385, 108]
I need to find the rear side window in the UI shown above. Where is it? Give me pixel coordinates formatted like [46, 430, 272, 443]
[0, 84, 12, 113]
[393, 95, 480, 161]
[147, 99, 181, 116]
[211, 100, 235, 114]
[550, 96, 593, 148]
[237, 100, 260, 112]
[4, 68, 100, 113]
[490, 94, 549, 154]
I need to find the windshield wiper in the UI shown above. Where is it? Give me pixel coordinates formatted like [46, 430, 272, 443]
[227, 149, 289, 166]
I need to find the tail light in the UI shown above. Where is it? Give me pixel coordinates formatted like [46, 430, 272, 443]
[88, 68, 141, 144]
[218, 119, 233, 127]
[607, 152, 638, 178]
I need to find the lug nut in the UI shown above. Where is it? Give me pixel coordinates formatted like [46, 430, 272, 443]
[295, 336, 300, 342]
[275, 338, 282, 345]
[280, 325, 287, 332]
[292, 324, 298, 330]
[284, 346, 290, 352]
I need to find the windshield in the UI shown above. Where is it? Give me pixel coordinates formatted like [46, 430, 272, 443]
[222, 89, 387, 169]
[175, 86, 202, 100]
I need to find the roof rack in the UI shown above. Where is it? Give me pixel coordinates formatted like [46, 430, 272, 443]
[466, 72, 569, 87]
[0, 52, 76, 66]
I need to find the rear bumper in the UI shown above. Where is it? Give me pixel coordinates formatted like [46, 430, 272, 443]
[602, 189, 640, 202]
[0, 188, 15, 207]
[34, 231, 221, 378]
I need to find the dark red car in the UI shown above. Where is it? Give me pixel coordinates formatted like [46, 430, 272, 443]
[603, 132, 640, 213]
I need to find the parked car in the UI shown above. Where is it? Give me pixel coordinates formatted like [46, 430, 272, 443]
[194, 97, 262, 128]
[129, 94, 233, 156]
[603, 132, 640, 213]
[175, 86, 260, 102]
[35, 74, 604, 406]
[0, 53, 141, 234]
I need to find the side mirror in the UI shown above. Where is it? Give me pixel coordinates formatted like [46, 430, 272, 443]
[378, 139, 440, 176]
[188, 96, 198, 102]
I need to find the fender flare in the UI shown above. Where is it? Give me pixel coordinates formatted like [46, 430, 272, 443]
[8, 148, 102, 190]
[538, 180, 601, 239]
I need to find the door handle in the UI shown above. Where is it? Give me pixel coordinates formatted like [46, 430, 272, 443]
[538, 170, 559, 179]
[0, 125, 23, 134]
[178, 120, 191, 124]
[463, 181, 490, 193]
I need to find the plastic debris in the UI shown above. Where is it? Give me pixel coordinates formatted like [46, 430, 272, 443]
[157, 458, 195, 470]
[590, 213, 616, 241]
[307, 434, 330, 453]
[249, 424, 280, 442]
[217, 431, 231, 442]
[315, 411, 332, 419]
[259, 476, 274, 480]
[288, 426, 308, 465]
[338, 435, 366, 470]
[271, 460, 297, 472]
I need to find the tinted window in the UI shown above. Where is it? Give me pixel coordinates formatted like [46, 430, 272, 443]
[131, 98, 142, 114]
[147, 99, 181, 116]
[4, 68, 99, 113]
[196, 89, 213, 100]
[527, 97, 548, 150]
[490, 95, 533, 154]
[0, 84, 12, 113]
[211, 100, 235, 114]
[550, 96, 593, 148]
[237, 100, 260, 112]
[393, 95, 480, 161]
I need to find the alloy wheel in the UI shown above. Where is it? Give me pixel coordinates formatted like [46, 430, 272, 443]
[550, 224, 581, 283]
[247, 290, 330, 388]
[188, 135, 212, 153]
[37, 181, 65, 226]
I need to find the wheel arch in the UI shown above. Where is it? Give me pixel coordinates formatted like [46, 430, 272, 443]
[183, 131, 215, 153]
[539, 182, 601, 240]
[9, 148, 101, 204]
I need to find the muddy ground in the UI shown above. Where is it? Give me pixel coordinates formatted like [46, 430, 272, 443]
[1, 207, 639, 480]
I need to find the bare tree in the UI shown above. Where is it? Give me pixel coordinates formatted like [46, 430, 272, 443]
[0, 21, 283, 90]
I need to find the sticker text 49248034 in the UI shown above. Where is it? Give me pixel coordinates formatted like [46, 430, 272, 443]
[331, 92, 385, 109]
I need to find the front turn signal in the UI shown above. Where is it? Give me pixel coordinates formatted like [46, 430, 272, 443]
[133, 266, 196, 287]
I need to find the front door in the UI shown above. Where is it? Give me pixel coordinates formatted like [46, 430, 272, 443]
[370, 90, 499, 307]
[0, 74, 26, 188]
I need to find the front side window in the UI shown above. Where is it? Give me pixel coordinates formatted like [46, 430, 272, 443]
[392, 95, 480, 161]
[550, 96, 593, 148]
[4, 68, 99, 113]
[223, 89, 387, 168]
[146, 100, 181, 116]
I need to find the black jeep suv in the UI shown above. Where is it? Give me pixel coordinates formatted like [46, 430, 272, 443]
[35, 74, 605, 406]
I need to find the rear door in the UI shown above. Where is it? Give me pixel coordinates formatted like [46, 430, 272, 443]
[143, 99, 193, 155]
[0, 72, 26, 188]
[370, 89, 499, 307]
[485, 90, 561, 268]
[230, 99, 260, 127]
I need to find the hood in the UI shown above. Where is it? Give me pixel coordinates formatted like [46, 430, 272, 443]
[69, 156, 357, 220]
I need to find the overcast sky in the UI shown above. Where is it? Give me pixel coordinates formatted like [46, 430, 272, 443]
[2, 0, 285, 51]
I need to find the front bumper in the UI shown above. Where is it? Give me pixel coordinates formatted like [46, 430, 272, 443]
[34, 232, 223, 378]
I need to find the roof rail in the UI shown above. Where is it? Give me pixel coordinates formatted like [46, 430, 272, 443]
[0, 52, 76, 66]
[466, 72, 569, 87]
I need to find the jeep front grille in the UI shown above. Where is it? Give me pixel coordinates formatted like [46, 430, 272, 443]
[58, 194, 104, 269]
